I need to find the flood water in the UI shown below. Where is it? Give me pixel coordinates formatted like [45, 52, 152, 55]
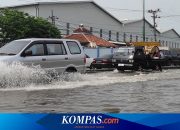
[0, 62, 180, 113]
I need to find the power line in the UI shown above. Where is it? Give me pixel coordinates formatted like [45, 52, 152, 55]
[104, 7, 180, 17]
[160, 15, 180, 18]
[105, 7, 143, 12]
[105, 7, 155, 13]
[106, 6, 180, 20]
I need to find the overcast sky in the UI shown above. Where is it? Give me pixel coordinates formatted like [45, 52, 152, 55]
[1, 0, 180, 33]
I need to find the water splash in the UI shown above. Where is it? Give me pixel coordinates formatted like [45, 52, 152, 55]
[0, 62, 52, 88]
[0, 61, 180, 91]
[0, 62, 87, 89]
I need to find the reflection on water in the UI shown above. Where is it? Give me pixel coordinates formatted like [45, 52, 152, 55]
[0, 62, 180, 112]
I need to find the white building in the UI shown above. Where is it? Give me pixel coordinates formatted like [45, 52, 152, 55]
[3, 0, 180, 48]
[160, 29, 180, 49]
[7, 0, 123, 40]
[122, 19, 161, 43]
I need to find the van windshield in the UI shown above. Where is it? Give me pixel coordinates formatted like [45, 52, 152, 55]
[0, 40, 31, 55]
[116, 48, 134, 56]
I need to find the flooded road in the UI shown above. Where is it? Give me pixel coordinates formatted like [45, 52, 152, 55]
[0, 62, 180, 113]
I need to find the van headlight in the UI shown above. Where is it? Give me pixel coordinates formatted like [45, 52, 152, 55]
[129, 55, 134, 59]
[129, 60, 134, 63]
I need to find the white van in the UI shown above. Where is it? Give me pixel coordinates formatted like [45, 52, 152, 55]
[0, 38, 86, 73]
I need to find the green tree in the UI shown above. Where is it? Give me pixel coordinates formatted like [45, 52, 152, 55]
[0, 9, 61, 43]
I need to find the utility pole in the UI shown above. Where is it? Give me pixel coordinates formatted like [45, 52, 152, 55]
[143, 0, 146, 42]
[148, 9, 161, 42]
[48, 10, 58, 25]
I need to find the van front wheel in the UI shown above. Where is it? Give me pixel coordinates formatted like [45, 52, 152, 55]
[65, 67, 77, 73]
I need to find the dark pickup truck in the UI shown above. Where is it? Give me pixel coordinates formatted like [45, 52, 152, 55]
[112, 46, 163, 71]
[160, 50, 180, 66]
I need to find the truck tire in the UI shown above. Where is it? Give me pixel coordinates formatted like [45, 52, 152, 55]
[134, 64, 143, 71]
[117, 67, 124, 73]
[154, 64, 162, 71]
[138, 65, 143, 71]
[96, 67, 102, 69]
[167, 60, 172, 66]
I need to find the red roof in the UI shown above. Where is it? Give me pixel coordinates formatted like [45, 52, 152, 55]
[65, 33, 116, 47]
[65, 25, 116, 48]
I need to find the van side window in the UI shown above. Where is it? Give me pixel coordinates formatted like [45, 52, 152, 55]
[25, 44, 44, 56]
[46, 43, 67, 55]
[67, 41, 81, 54]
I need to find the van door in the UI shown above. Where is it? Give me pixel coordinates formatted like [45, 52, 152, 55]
[66, 41, 84, 68]
[20, 41, 48, 68]
[44, 40, 69, 73]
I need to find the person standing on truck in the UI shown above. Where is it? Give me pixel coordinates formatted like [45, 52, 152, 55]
[151, 47, 162, 71]
[153, 47, 160, 58]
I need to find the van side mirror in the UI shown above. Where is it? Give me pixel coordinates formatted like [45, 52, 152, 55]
[22, 50, 32, 57]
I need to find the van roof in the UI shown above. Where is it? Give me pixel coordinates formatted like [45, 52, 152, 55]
[15, 38, 79, 42]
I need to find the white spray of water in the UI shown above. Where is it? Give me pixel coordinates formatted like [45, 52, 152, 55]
[0, 62, 180, 91]
[0, 62, 52, 88]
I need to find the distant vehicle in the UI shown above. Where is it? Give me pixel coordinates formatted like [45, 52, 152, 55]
[85, 54, 94, 69]
[112, 46, 163, 71]
[0, 38, 86, 73]
[170, 50, 180, 66]
[160, 49, 180, 66]
[159, 50, 172, 66]
[91, 54, 114, 69]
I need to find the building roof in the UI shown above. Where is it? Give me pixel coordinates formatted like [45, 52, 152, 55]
[91, 2, 122, 24]
[1, 0, 122, 25]
[1, 0, 93, 8]
[122, 19, 161, 33]
[162, 29, 180, 38]
[122, 19, 141, 24]
[65, 25, 116, 47]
